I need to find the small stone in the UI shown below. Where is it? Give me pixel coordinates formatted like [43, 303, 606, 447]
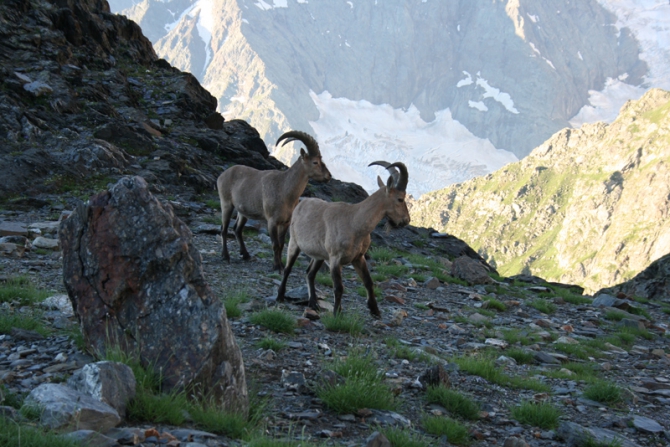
[554, 336, 579, 345]
[365, 431, 391, 447]
[503, 437, 530, 447]
[423, 277, 441, 289]
[485, 338, 508, 349]
[534, 351, 561, 364]
[469, 312, 489, 323]
[384, 295, 405, 305]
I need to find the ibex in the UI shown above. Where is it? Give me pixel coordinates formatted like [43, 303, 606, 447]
[276, 161, 410, 318]
[216, 131, 332, 272]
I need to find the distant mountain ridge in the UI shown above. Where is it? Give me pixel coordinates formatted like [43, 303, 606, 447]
[411, 88, 670, 294]
[108, 0, 652, 196]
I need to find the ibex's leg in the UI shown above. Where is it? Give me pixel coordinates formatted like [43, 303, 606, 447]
[306, 259, 325, 311]
[352, 254, 381, 318]
[268, 221, 286, 273]
[220, 203, 234, 262]
[277, 241, 300, 303]
[330, 261, 344, 315]
[234, 215, 250, 260]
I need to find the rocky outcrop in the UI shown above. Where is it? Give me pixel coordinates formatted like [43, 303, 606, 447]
[597, 253, 670, 303]
[60, 176, 248, 414]
[411, 88, 670, 293]
[0, 0, 365, 204]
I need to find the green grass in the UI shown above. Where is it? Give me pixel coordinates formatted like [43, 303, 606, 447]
[553, 342, 601, 360]
[484, 298, 506, 312]
[501, 328, 541, 346]
[582, 381, 622, 405]
[355, 286, 382, 298]
[0, 311, 50, 336]
[0, 416, 81, 447]
[543, 362, 599, 381]
[1, 385, 24, 409]
[256, 337, 287, 351]
[424, 386, 479, 420]
[0, 276, 51, 305]
[529, 299, 556, 314]
[505, 348, 535, 365]
[188, 402, 250, 438]
[204, 199, 221, 210]
[315, 272, 333, 287]
[222, 289, 251, 318]
[316, 352, 395, 414]
[379, 427, 435, 447]
[369, 247, 397, 262]
[413, 303, 430, 311]
[422, 416, 471, 445]
[128, 388, 188, 425]
[250, 309, 296, 334]
[604, 310, 627, 321]
[385, 338, 431, 363]
[452, 353, 549, 392]
[321, 313, 363, 335]
[618, 326, 654, 340]
[374, 264, 409, 278]
[202, 215, 223, 226]
[581, 436, 624, 447]
[511, 401, 561, 429]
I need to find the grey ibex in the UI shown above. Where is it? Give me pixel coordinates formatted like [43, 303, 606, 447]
[276, 161, 410, 318]
[216, 131, 332, 272]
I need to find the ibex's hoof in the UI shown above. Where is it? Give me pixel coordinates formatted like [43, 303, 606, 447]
[371, 311, 382, 320]
[241, 253, 251, 261]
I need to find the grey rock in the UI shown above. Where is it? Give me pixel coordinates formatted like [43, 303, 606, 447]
[556, 421, 640, 447]
[23, 81, 53, 97]
[367, 410, 412, 428]
[281, 370, 306, 392]
[451, 255, 494, 285]
[67, 361, 136, 417]
[632, 415, 664, 433]
[24, 383, 121, 431]
[40, 294, 74, 317]
[533, 351, 561, 364]
[503, 437, 530, 447]
[62, 430, 119, 447]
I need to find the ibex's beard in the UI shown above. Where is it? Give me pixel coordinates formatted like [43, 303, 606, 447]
[384, 221, 393, 234]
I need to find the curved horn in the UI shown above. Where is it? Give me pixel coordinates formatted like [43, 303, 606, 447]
[387, 162, 408, 192]
[368, 160, 399, 188]
[276, 130, 320, 157]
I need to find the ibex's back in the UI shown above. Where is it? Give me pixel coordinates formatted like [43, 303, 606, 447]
[216, 131, 331, 272]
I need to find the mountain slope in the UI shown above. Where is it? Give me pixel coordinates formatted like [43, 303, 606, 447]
[108, 0, 651, 196]
[411, 88, 670, 293]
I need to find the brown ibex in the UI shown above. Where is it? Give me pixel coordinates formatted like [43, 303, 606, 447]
[216, 131, 332, 272]
[276, 161, 410, 317]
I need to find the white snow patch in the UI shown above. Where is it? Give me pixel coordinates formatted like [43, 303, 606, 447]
[347, 1, 354, 8]
[456, 71, 473, 87]
[529, 42, 541, 56]
[571, 0, 670, 125]
[272, 91, 517, 197]
[545, 58, 556, 70]
[242, 18, 249, 24]
[527, 13, 539, 23]
[230, 96, 247, 103]
[578, 51, 583, 60]
[476, 75, 519, 114]
[469, 101, 488, 112]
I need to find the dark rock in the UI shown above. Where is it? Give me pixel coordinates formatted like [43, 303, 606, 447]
[204, 112, 225, 130]
[533, 351, 561, 365]
[418, 364, 451, 388]
[451, 255, 495, 285]
[556, 421, 640, 447]
[60, 176, 248, 414]
[632, 415, 664, 434]
[62, 430, 118, 447]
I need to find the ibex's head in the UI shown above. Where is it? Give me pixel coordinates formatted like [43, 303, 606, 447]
[277, 131, 332, 183]
[369, 161, 410, 228]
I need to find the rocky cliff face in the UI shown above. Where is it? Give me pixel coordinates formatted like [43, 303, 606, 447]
[0, 0, 365, 203]
[109, 0, 648, 195]
[411, 88, 670, 294]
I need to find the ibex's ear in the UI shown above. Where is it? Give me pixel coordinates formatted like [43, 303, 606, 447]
[377, 175, 385, 189]
[300, 148, 307, 159]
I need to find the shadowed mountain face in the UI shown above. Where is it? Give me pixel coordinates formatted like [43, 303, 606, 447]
[411, 88, 670, 294]
[109, 0, 648, 195]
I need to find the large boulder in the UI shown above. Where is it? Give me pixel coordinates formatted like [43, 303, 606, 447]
[60, 176, 248, 414]
[67, 361, 136, 418]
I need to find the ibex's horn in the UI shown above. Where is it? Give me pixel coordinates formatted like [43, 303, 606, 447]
[276, 131, 320, 157]
[388, 162, 408, 192]
[368, 160, 408, 192]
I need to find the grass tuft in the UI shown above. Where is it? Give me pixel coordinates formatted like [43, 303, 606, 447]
[222, 289, 250, 319]
[0, 416, 81, 447]
[0, 276, 52, 305]
[511, 400, 561, 429]
[250, 309, 296, 334]
[582, 380, 622, 405]
[505, 348, 535, 365]
[322, 312, 363, 335]
[422, 416, 471, 445]
[256, 337, 287, 351]
[484, 298, 506, 312]
[424, 386, 479, 420]
[529, 298, 556, 314]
